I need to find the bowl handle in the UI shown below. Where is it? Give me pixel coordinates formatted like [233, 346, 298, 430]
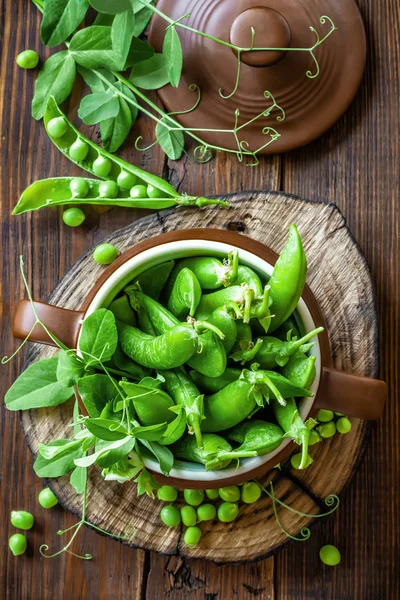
[315, 366, 387, 420]
[13, 299, 84, 349]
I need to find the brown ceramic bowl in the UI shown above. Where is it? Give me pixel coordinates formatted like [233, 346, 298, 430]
[13, 229, 387, 489]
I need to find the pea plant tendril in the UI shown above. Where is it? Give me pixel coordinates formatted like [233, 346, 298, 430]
[30, 0, 337, 164]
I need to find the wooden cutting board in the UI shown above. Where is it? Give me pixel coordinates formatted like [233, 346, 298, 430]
[20, 191, 378, 564]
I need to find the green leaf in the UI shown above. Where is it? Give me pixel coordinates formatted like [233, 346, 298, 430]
[124, 37, 155, 69]
[78, 65, 116, 93]
[77, 374, 119, 417]
[57, 350, 85, 386]
[102, 456, 142, 483]
[78, 91, 120, 124]
[89, 0, 131, 14]
[39, 438, 83, 461]
[5, 357, 74, 410]
[70, 26, 121, 70]
[70, 465, 87, 494]
[32, 51, 76, 120]
[41, 0, 89, 47]
[135, 468, 160, 497]
[111, 7, 135, 70]
[100, 96, 132, 152]
[74, 436, 135, 468]
[155, 118, 184, 160]
[163, 26, 183, 88]
[84, 418, 128, 441]
[129, 53, 170, 90]
[139, 439, 174, 476]
[34, 439, 82, 477]
[79, 308, 118, 366]
[131, 4, 153, 37]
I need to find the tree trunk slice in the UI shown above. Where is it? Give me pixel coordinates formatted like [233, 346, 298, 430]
[20, 191, 378, 564]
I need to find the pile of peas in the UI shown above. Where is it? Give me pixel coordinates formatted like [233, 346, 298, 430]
[8, 488, 58, 557]
[290, 410, 352, 469]
[157, 482, 261, 547]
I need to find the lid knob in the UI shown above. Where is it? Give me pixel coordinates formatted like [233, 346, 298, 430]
[230, 7, 291, 67]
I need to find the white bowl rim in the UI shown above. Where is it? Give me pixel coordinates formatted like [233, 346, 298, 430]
[80, 239, 321, 483]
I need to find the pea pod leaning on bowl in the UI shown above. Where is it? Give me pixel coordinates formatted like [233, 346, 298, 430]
[12, 97, 229, 216]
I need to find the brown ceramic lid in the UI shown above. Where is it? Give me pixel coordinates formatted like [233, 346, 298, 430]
[148, 0, 366, 155]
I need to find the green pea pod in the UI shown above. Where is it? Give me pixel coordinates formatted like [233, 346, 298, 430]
[167, 268, 202, 318]
[241, 368, 312, 401]
[271, 397, 314, 469]
[161, 368, 204, 448]
[282, 355, 317, 390]
[233, 265, 263, 296]
[189, 368, 241, 394]
[109, 295, 136, 326]
[128, 290, 227, 377]
[268, 225, 307, 332]
[137, 309, 157, 335]
[112, 344, 148, 380]
[158, 406, 187, 446]
[205, 303, 240, 354]
[117, 321, 200, 369]
[135, 261, 175, 301]
[119, 381, 176, 426]
[202, 379, 256, 432]
[196, 284, 271, 328]
[138, 375, 164, 390]
[250, 327, 324, 369]
[173, 433, 257, 470]
[165, 251, 239, 293]
[227, 420, 284, 456]
[232, 321, 253, 352]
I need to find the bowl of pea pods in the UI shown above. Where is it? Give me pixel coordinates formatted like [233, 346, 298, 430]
[13, 226, 387, 488]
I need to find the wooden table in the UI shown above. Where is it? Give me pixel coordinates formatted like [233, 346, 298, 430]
[1, 1, 399, 598]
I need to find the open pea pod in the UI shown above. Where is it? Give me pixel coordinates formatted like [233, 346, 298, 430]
[226, 420, 284, 456]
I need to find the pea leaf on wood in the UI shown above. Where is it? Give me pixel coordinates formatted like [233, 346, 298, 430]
[111, 7, 135, 70]
[129, 53, 170, 90]
[5, 357, 74, 410]
[77, 374, 119, 417]
[41, 0, 89, 47]
[78, 308, 118, 366]
[131, 4, 153, 37]
[100, 84, 138, 152]
[70, 465, 88, 494]
[74, 436, 135, 468]
[155, 117, 184, 161]
[163, 26, 183, 88]
[89, 0, 131, 14]
[69, 26, 122, 71]
[34, 439, 83, 477]
[57, 350, 86, 386]
[78, 91, 120, 124]
[124, 37, 155, 69]
[32, 51, 76, 120]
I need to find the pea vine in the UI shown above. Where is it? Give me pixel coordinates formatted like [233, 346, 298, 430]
[30, 0, 336, 165]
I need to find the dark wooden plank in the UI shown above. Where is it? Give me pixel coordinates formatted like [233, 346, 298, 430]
[276, 0, 400, 598]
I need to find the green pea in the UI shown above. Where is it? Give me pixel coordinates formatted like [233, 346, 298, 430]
[38, 487, 58, 509]
[318, 421, 336, 438]
[241, 482, 261, 504]
[9, 533, 27, 556]
[93, 156, 112, 177]
[63, 208, 86, 227]
[197, 503, 216, 522]
[184, 526, 202, 548]
[219, 486, 240, 502]
[93, 243, 119, 265]
[319, 544, 341, 566]
[147, 184, 164, 198]
[47, 117, 68, 139]
[181, 505, 197, 527]
[308, 429, 322, 446]
[99, 180, 119, 198]
[117, 171, 137, 190]
[16, 49, 39, 69]
[160, 505, 181, 527]
[317, 409, 334, 422]
[130, 184, 148, 199]
[205, 489, 219, 500]
[70, 177, 89, 198]
[336, 417, 352, 434]
[10, 510, 34, 530]
[217, 502, 239, 523]
[69, 139, 89, 161]
[183, 489, 204, 507]
[291, 452, 312, 469]
[157, 485, 178, 502]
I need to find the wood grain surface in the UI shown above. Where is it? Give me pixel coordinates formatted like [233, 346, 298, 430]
[1, 0, 399, 599]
